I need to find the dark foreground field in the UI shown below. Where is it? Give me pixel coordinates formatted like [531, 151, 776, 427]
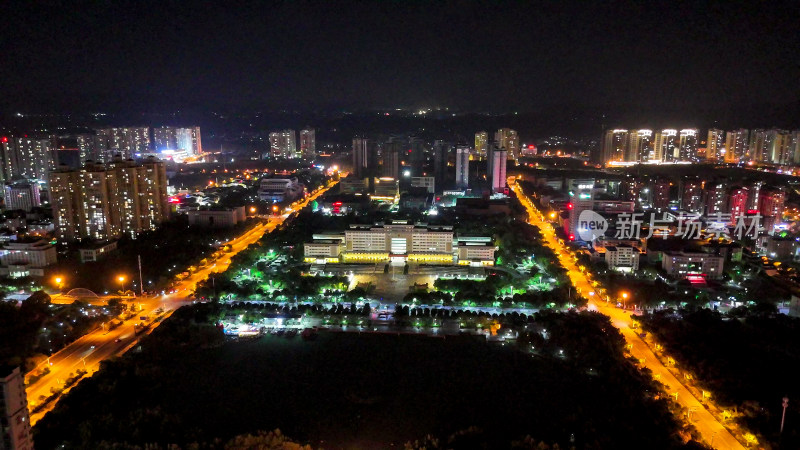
[34, 305, 695, 449]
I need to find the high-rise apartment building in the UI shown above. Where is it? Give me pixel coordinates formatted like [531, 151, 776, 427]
[759, 187, 786, 223]
[1, 366, 33, 450]
[706, 129, 726, 161]
[681, 178, 703, 213]
[3, 182, 41, 212]
[626, 129, 652, 162]
[432, 140, 449, 189]
[704, 182, 728, 216]
[747, 129, 768, 162]
[474, 131, 488, 158]
[381, 141, 400, 179]
[653, 129, 678, 162]
[652, 178, 671, 210]
[601, 129, 628, 164]
[455, 145, 469, 189]
[495, 129, 519, 160]
[153, 126, 202, 155]
[299, 128, 316, 159]
[727, 187, 749, 225]
[352, 137, 380, 180]
[724, 129, 749, 163]
[96, 127, 150, 159]
[678, 129, 698, 161]
[48, 157, 168, 241]
[1, 137, 56, 181]
[765, 129, 792, 165]
[269, 129, 297, 158]
[491, 147, 507, 192]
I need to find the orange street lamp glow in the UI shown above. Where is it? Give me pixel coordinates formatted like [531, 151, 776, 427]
[249, 206, 257, 213]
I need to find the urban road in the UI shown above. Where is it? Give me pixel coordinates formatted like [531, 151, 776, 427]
[25, 179, 339, 425]
[509, 177, 744, 450]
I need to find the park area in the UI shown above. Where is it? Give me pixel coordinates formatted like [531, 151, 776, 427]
[32, 304, 702, 449]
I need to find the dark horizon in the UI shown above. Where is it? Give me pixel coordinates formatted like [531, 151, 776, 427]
[2, 1, 800, 129]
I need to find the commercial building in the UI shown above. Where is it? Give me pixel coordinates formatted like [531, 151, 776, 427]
[604, 245, 640, 272]
[372, 177, 399, 200]
[411, 176, 435, 194]
[303, 239, 345, 263]
[188, 206, 246, 228]
[257, 177, 304, 202]
[455, 145, 469, 189]
[495, 128, 519, 160]
[3, 182, 41, 211]
[661, 251, 725, 280]
[304, 222, 494, 265]
[0, 238, 57, 277]
[269, 130, 297, 159]
[299, 128, 316, 159]
[1, 366, 33, 450]
[48, 157, 169, 241]
[78, 240, 119, 263]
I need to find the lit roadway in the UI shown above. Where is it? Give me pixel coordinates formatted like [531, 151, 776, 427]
[26, 179, 339, 425]
[509, 178, 744, 450]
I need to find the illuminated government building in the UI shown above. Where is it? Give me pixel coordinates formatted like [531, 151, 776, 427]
[48, 156, 168, 241]
[304, 221, 495, 266]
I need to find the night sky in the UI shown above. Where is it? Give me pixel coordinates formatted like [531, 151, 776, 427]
[2, 0, 799, 120]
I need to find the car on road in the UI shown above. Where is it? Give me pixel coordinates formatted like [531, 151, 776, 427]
[90, 345, 96, 349]
[114, 338, 122, 343]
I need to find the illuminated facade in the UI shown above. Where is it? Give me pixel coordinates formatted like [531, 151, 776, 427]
[96, 127, 150, 159]
[304, 222, 494, 265]
[455, 146, 469, 189]
[495, 128, 519, 160]
[269, 129, 297, 158]
[491, 147, 507, 192]
[474, 131, 488, 158]
[662, 251, 724, 280]
[724, 129, 749, 163]
[706, 128, 725, 161]
[601, 129, 627, 164]
[300, 128, 316, 159]
[653, 129, 678, 162]
[1, 137, 55, 182]
[727, 187, 749, 226]
[153, 126, 202, 155]
[48, 157, 168, 241]
[626, 129, 652, 162]
[678, 129, 698, 161]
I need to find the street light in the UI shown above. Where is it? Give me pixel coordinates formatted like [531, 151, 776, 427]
[54, 276, 64, 292]
[621, 291, 629, 309]
[118, 275, 126, 294]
